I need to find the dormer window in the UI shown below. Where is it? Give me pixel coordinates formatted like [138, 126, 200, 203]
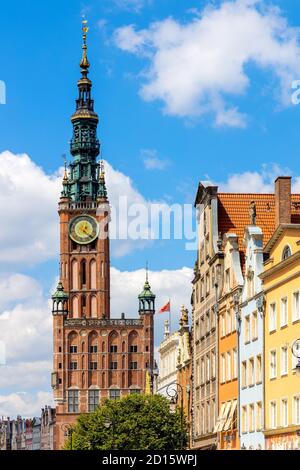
[282, 245, 292, 261]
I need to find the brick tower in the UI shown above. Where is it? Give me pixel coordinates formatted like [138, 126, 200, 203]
[51, 20, 156, 450]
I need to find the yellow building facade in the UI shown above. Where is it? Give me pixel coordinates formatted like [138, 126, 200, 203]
[261, 224, 300, 450]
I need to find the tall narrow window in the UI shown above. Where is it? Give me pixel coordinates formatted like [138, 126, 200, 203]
[294, 396, 300, 425]
[90, 260, 97, 290]
[91, 296, 97, 318]
[270, 350, 277, 379]
[68, 390, 79, 413]
[72, 297, 79, 318]
[81, 260, 87, 287]
[280, 297, 288, 327]
[226, 351, 231, 381]
[270, 401, 277, 429]
[249, 404, 255, 433]
[242, 406, 248, 433]
[281, 399, 288, 427]
[88, 390, 100, 412]
[233, 349, 237, 379]
[248, 358, 254, 386]
[242, 361, 247, 388]
[269, 303, 276, 332]
[221, 354, 226, 383]
[281, 347, 288, 376]
[256, 355, 262, 384]
[256, 402, 262, 431]
[245, 316, 250, 343]
[293, 292, 300, 322]
[71, 260, 78, 290]
[252, 312, 258, 340]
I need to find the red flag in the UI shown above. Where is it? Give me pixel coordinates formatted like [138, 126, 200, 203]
[159, 301, 170, 313]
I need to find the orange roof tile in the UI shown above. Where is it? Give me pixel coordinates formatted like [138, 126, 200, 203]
[218, 193, 300, 268]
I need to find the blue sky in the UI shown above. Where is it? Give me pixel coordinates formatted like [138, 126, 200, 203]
[1, 0, 300, 416]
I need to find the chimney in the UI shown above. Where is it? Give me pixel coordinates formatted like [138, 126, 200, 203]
[275, 177, 291, 227]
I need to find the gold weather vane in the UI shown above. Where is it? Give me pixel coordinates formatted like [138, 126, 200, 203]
[80, 16, 90, 72]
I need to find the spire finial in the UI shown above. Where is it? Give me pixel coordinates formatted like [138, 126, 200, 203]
[97, 160, 108, 200]
[62, 154, 68, 181]
[80, 16, 90, 76]
[99, 160, 105, 181]
[146, 261, 149, 283]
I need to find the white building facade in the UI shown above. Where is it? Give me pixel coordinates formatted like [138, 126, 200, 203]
[157, 321, 180, 397]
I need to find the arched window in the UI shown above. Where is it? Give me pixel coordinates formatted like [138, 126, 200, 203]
[91, 296, 97, 318]
[72, 297, 79, 318]
[90, 260, 97, 290]
[71, 260, 78, 290]
[282, 245, 292, 261]
[81, 260, 87, 287]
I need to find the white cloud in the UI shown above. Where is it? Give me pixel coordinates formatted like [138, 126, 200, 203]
[111, 266, 193, 346]
[216, 163, 291, 192]
[0, 274, 42, 311]
[0, 151, 171, 264]
[141, 149, 170, 170]
[0, 151, 61, 264]
[114, 0, 300, 127]
[0, 361, 52, 390]
[0, 391, 53, 419]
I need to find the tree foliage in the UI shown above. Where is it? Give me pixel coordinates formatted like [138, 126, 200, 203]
[65, 394, 188, 450]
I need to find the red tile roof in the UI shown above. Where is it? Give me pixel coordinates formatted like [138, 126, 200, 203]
[218, 193, 300, 266]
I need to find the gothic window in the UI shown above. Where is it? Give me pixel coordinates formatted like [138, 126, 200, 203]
[90, 260, 97, 290]
[91, 296, 97, 318]
[72, 297, 79, 318]
[89, 362, 98, 371]
[282, 245, 292, 261]
[81, 260, 87, 287]
[128, 332, 138, 354]
[130, 362, 138, 370]
[109, 332, 118, 357]
[89, 332, 98, 357]
[71, 260, 79, 290]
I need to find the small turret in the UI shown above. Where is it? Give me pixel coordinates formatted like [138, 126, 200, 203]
[138, 265, 155, 314]
[52, 281, 69, 316]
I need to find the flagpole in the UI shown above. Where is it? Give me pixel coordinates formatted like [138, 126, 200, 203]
[169, 298, 171, 333]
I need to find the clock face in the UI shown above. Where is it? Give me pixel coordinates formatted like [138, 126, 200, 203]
[69, 215, 99, 245]
[292, 339, 300, 359]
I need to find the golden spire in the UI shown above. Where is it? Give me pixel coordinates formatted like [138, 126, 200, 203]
[80, 16, 90, 75]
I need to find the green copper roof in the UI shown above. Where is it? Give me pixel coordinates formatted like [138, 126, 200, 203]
[138, 280, 156, 300]
[52, 282, 69, 300]
[61, 24, 108, 203]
